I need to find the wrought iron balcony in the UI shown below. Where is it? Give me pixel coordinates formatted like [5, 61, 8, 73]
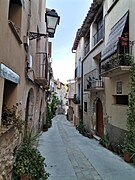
[84, 68, 104, 91]
[34, 52, 48, 86]
[100, 53, 131, 77]
[72, 94, 80, 104]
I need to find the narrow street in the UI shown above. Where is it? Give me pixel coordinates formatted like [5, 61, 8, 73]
[38, 115, 135, 180]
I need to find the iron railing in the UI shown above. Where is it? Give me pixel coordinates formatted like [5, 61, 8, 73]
[93, 25, 104, 46]
[84, 68, 103, 91]
[101, 53, 131, 74]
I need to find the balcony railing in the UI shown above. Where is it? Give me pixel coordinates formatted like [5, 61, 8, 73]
[34, 52, 48, 86]
[100, 53, 131, 77]
[72, 94, 80, 104]
[93, 25, 104, 46]
[75, 67, 77, 79]
[84, 68, 104, 91]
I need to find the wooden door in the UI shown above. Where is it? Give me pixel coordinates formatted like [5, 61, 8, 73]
[96, 99, 104, 136]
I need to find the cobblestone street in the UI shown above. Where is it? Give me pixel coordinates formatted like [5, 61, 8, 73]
[38, 115, 135, 180]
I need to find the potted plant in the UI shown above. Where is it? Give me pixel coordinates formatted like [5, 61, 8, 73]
[129, 143, 135, 164]
[122, 141, 133, 163]
[99, 135, 110, 149]
[76, 120, 87, 136]
[13, 130, 49, 180]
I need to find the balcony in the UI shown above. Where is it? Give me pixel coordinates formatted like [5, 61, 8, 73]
[100, 53, 131, 77]
[93, 25, 104, 47]
[75, 67, 77, 79]
[84, 68, 104, 91]
[72, 94, 80, 104]
[75, 66, 81, 81]
[34, 52, 48, 86]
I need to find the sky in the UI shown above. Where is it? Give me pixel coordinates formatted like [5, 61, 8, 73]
[46, 0, 92, 83]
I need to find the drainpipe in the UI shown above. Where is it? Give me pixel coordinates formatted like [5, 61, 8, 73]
[81, 59, 83, 121]
[25, 0, 31, 78]
[24, 0, 31, 138]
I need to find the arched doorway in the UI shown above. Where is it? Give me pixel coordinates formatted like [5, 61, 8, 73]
[96, 98, 104, 137]
[25, 88, 34, 134]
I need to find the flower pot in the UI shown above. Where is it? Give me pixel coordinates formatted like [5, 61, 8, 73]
[42, 125, 48, 132]
[132, 156, 135, 165]
[124, 152, 133, 163]
[21, 176, 29, 180]
[87, 132, 93, 139]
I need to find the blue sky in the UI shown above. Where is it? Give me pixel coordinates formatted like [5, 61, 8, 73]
[46, 0, 92, 83]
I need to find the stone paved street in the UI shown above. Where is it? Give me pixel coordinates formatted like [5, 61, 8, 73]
[38, 115, 135, 180]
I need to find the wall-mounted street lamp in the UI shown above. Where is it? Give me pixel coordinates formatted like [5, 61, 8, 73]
[29, 9, 60, 40]
[45, 9, 60, 38]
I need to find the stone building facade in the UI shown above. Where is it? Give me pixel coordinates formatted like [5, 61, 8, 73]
[72, 0, 135, 146]
[0, 0, 57, 178]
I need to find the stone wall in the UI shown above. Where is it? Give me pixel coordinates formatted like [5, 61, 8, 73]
[106, 123, 126, 145]
[0, 126, 20, 180]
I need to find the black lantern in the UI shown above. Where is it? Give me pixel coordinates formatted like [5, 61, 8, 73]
[29, 9, 60, 40]
[45, 9, 60, 38]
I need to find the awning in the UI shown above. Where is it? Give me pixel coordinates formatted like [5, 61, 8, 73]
[101, 11, 128, 61]
[0, 64, 20, 84]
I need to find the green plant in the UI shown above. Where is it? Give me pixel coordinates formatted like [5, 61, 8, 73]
[43, 93, 58, 130]
[50, 93, 58, 117]
[76, 120, 87, 136]
[46, 103, 52, 127]
[99, 134, 110, 148]
[13, 130, 49, 180]
[123, 55, 135, 153]
[128, 143, 135, 164]
[1, 105, 24, 133]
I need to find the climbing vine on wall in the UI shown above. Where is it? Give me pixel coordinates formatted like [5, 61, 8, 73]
[123, 54, 135, 151]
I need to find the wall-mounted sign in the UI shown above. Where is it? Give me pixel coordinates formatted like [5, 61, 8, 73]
[0, 63, 20, 84]
[116, 81, 122, 94]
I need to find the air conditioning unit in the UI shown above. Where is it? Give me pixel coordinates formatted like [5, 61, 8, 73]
[27, 55, 33, 69]
[23, 35, 29, 50]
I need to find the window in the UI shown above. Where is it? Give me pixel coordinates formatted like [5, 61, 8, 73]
[84, 30, 90, 56]
[116, 81, 122, 94]
[113, 95, 128, 105]
[8, 0, 22, 38]
[84, 102, 87, 112]
[93, 16, 104, 46]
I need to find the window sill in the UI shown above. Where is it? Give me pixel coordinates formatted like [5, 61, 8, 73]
[92, 39, 104, 51]
[112, 103, 128, 107]
[8, 20, 22, 44]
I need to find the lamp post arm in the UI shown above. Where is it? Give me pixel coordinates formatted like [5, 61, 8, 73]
[29, 32, 47, 40]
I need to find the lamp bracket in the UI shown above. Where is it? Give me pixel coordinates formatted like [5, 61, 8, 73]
[29, 32, 47, 40]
